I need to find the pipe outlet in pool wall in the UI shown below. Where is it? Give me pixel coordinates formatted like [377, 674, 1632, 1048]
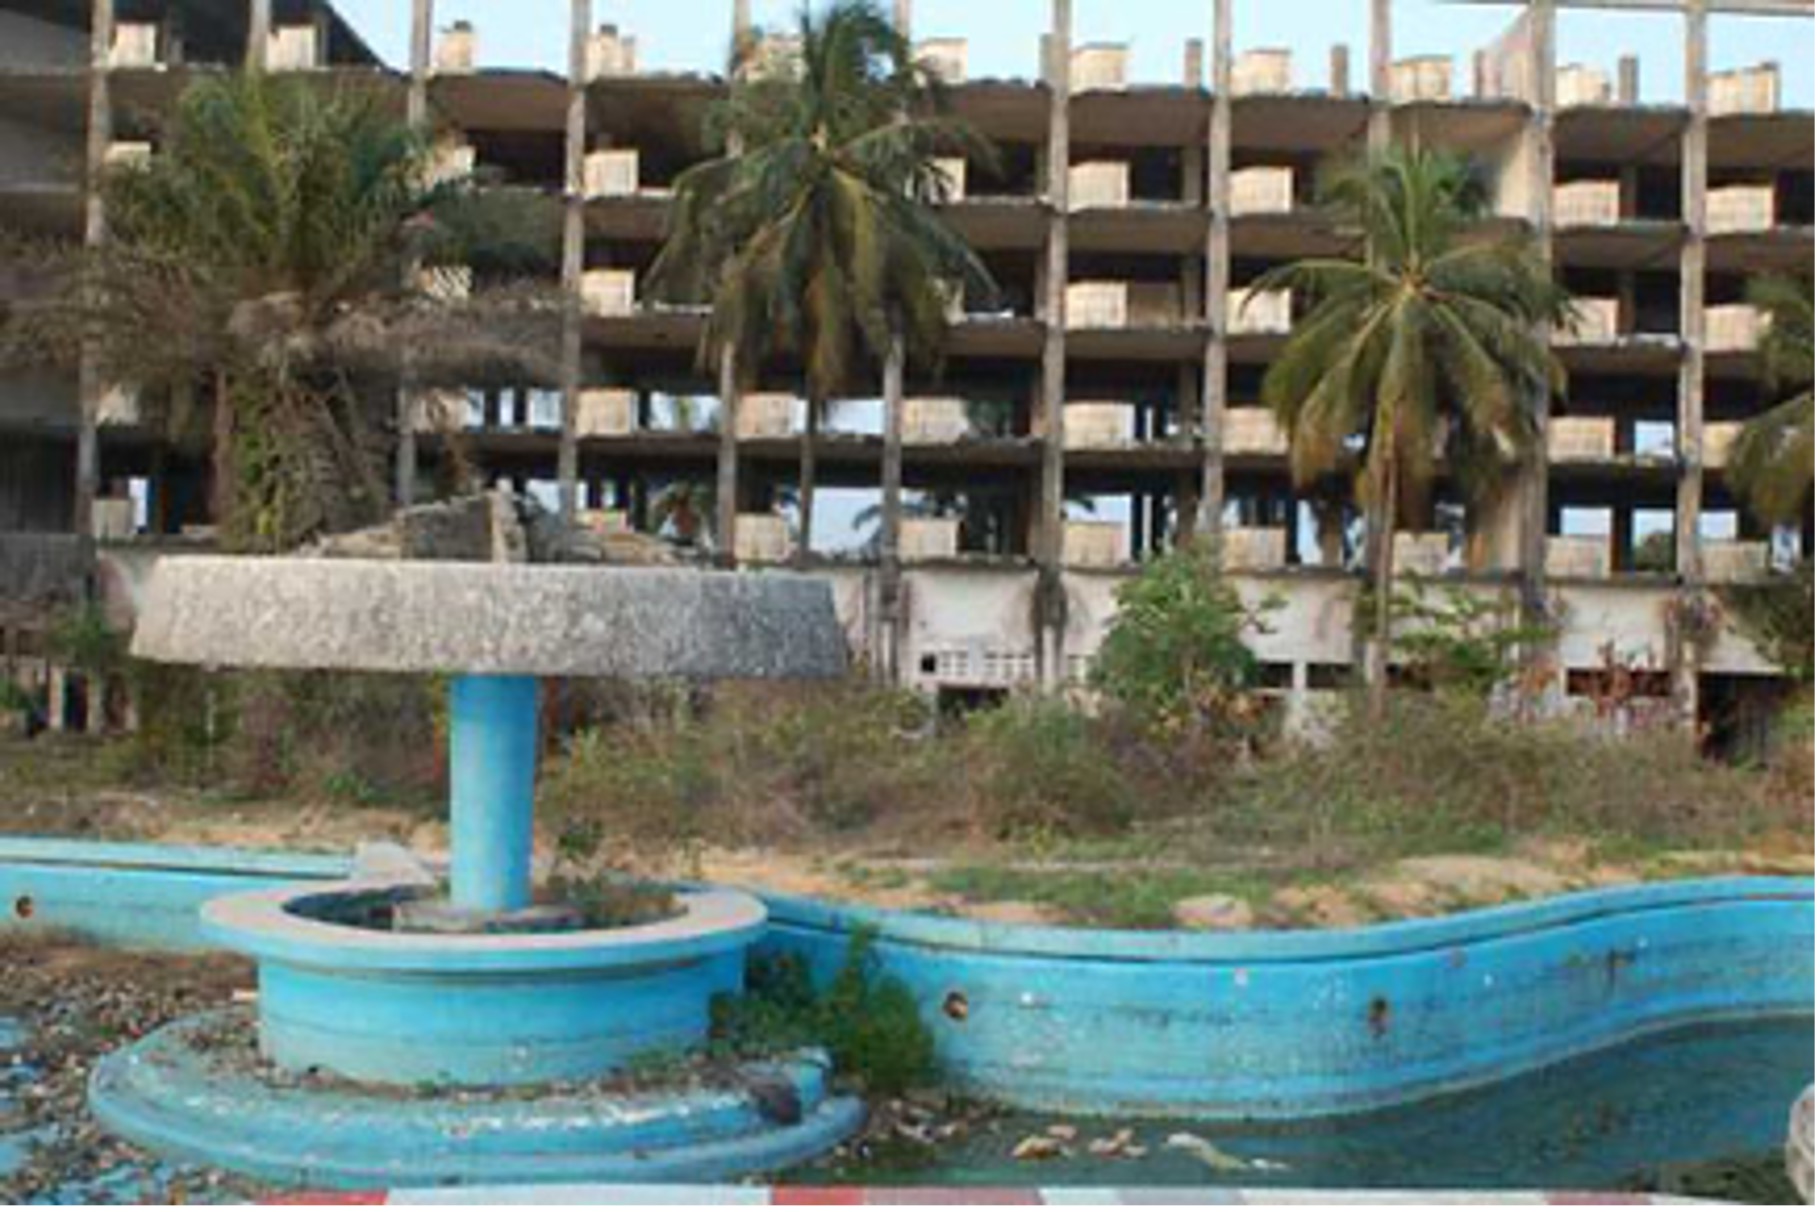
[756, 877, 1815, 1119]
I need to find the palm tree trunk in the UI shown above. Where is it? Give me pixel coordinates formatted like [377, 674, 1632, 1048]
[211, 370, 235, 534]
[1369, 451, 1397, 718]
[795, 390, 820, 571]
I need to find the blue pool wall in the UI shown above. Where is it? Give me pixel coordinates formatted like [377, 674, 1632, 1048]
[2, 838, 1812, 1118]
[0, 838, 350, 951]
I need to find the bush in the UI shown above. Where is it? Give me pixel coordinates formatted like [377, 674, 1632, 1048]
[1211, 692, 1796, 863]
[962, 695, 1138, 839]
[1090, 546, 1278, 743]
[713, 932, 935, 1096]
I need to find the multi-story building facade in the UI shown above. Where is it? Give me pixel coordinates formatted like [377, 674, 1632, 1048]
[0, 0, 1812, 740]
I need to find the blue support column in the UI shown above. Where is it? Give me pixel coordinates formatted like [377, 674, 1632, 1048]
[448, 674, 539, 913]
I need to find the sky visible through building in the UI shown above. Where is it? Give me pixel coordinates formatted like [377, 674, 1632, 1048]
[332, 0, 1813, 555]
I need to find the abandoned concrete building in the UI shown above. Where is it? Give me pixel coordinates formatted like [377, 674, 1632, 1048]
[0, 0, 1812, 740]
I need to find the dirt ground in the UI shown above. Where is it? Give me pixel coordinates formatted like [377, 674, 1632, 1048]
[1, 735, 1812, 931]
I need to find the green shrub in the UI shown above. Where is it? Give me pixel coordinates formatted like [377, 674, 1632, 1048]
[714, 932, 935, 1096]
[963, 695, 1138, 839]
[1090, 546, 1278, 742]
[1382, 580, 1555, 695]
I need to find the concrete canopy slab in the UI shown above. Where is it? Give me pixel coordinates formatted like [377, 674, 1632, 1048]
[130, 556, 848, 679]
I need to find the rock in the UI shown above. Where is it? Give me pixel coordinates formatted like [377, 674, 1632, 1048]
[1088, 1128, 1138, 1157]
[961, 901, 1055, 926]
[1173, 894, 1255, 932]
[1011, 1134, 1066, 1161]
[1164, 1131, 1248, 1173]
[1392, 856, 1573, 903]
[1789, 1085, 1814, 1203]
[1268, 885, 1368, 928]
[1044, 1123, 1077, 1141]
[300, 490, 678, 568]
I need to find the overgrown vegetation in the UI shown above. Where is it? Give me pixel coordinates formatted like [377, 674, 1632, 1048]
[713, 933, 935, 1096]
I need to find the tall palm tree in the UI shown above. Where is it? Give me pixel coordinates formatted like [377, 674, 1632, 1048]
[1728, 275, 1813, 529]
[1254, 146, 1570, 710]
[2, 73, 559, 551]
[648, 0, 995, 570]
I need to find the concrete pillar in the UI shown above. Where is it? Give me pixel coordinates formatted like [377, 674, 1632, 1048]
[395, 0, 434, 510]
[246, 0, 270, 69]
[1185, 38, 1204, 89]
[1369, 0, 1391, 150]
[1331, 44, 1351, 97]
[1036, 0, 1070, 687]
[879, 335, 906, 682]
[75, 0, 113, 539]
[716, 346, 740, 568]
[1518, 1, 1556, 640]
[1617, 55, 1640, 106]
[1674, 0, 1710, 725]
[557, 0, 592, 528]
[448, 675, 539, 913]
[1197, 0, 1232, 554]
[893, 0, 911, 37]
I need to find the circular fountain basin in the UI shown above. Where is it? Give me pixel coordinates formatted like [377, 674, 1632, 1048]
[202, 883, 767, 1086]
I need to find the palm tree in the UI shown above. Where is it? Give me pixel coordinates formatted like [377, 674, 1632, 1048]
[649, 478, 716, 547]
[1254, 146, 1570, 711]
[2, 73, 559, 551]
[648, 0, 995, 571]
[1728, 276, 1813, 529]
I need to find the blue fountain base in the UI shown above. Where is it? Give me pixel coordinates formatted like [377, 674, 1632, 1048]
[90, 1010, 866, 1191]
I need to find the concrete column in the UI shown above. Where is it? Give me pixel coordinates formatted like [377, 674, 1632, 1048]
[448, 675, 539, 913]
[880, 335, 906, 682]
[1331, 44, 1351, 97]
[1368, 0, 1391, 150]
[74, 0, 113, 540]
[558, 0, 592, 529]
[1674, 0, 1710, 724]
[1036, 0, 1071, 687]
[893, 0, 911, 37]
[1518, 1, 1556, 640]
[715, 345, 740, 568]
[1617, 55, 1640, 106]
[395, 0, 434, 510]
[1185, 38, 1204, 89]
[1197, 0, 1232, 554]
[246, 0, 270, 69]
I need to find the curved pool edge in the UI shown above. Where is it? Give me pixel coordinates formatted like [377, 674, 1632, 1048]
[752, 876, 1815, 1119]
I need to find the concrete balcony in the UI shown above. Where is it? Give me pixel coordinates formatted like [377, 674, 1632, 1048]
[575, 388, 636, 438]
[1703, 539, 1770, 584]
[1068, 161, 1130, 210]
[1706, 305, 1765, 354]
[1554, 180, 1620, 227]
[735, 513, 792, 564]
[903, 397, 971, 444]
[580, 269, 636, 318]
[1071, 44, 1128, 93]
[1231, 167, 1295, 216]
[267, 25, 319, 71]
[1556, 64, 1613, 108]
[1709, 64, 1779, 117]
[424, 142, 475, 188]
[584, 150, 641, 199]
[1222, 526, 1287, 572]
[586, 25, 638, 80]
[1066, 281, 1130, 328]
[1390, 56, 1452, 103]
[1557, 298, 1620, 345]
[1546, 535, 1612, 580]
[917, 38, 967, 85]
[96, 383, 140, 427]
[1547, 416, 1617, 462]
[1063, 401, 1136, 449]
[1392, 532, 1452, 577]
[901, 518, 960, 562]
[1224, 407, 1289, 456]
[1232, 49, 1293, 97]
[109, 23, 160, 69]
[1063, 519, 1125, 568]
[104, 141, 153, 169]
[1228, 288, 1292, 335]
[932, 157, 967, 201]
[1707, 185, 1775, 235]
[434, 23, 477, 74]
[407, 387, 468, 433]
[735, 393, 798, 440]
[1702, 421, 1743, 468]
